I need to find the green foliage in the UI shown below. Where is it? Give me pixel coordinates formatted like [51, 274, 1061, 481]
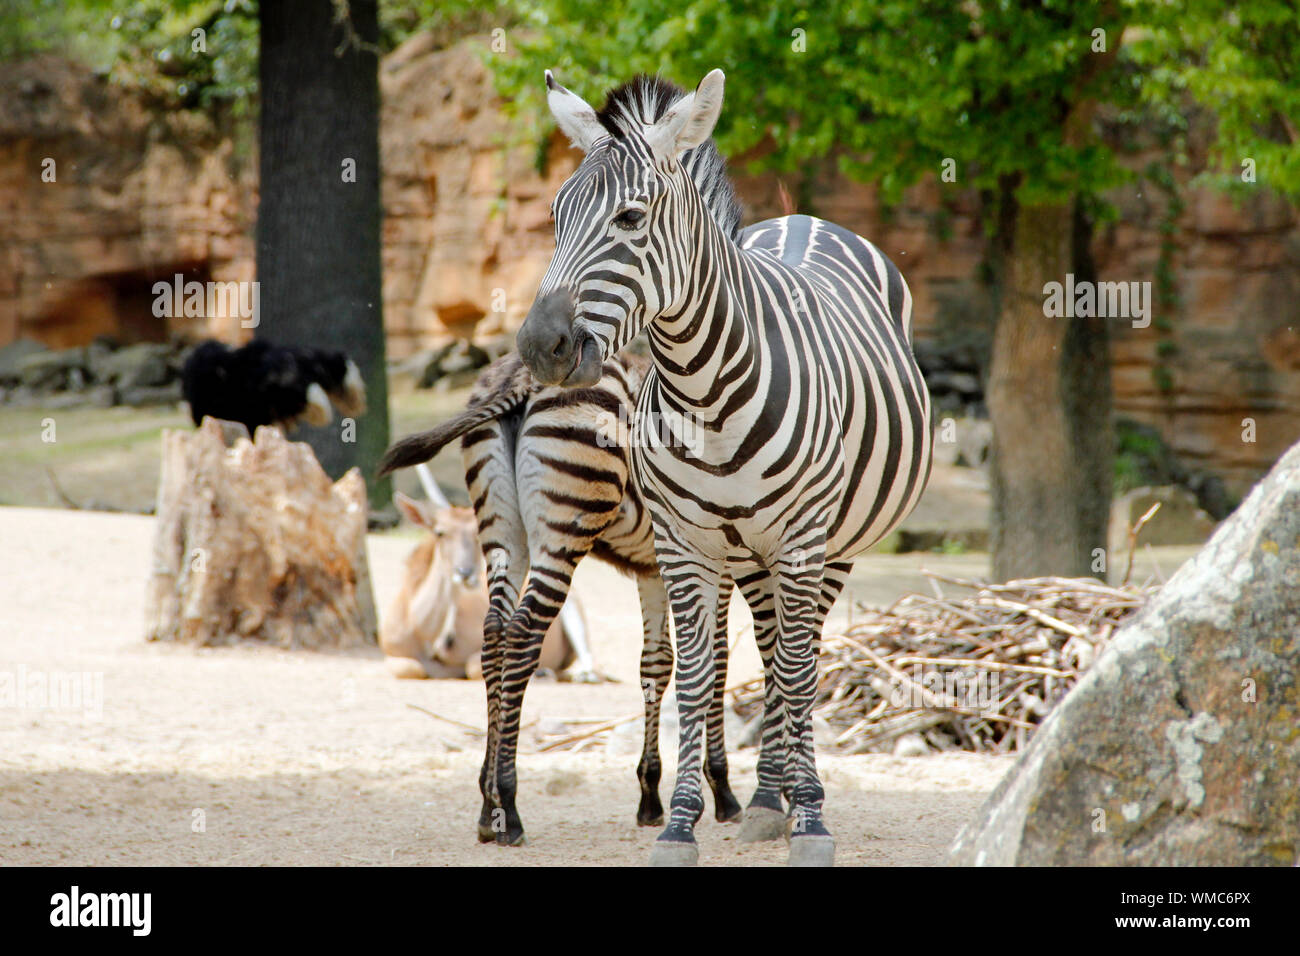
[1128, 0, 1300, 198]
[1, 0, 516, 117]
[483, 0, 1298, 219]
[0, 0, 258, 114]
[108, 0, 259, 113]
[489, 0, 1140, 207]
[0, 0, 119, 63]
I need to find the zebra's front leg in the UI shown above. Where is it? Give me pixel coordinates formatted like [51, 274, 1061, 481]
[735, 568, 788, 842]
[490, 568, 573, 846]
[634, 575, 672, 827]
[775, 549, 839, 867]
[649, 558, 724, 867]
[703, 575, 742, 823]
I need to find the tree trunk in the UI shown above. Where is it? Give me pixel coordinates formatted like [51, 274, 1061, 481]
[144, 419, 378, 648]
[258, 0, 390, 507]
[1062, 201, 1113, 575]
[987, 198, 1110, 580]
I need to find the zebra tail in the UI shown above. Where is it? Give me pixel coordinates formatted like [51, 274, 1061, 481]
[376, 386, 530, 477]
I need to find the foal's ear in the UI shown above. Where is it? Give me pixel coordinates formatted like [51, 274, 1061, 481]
[645, 69, 725, 164]
[546, 70, 605, 153]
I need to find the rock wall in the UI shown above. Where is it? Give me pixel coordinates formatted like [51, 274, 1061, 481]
[0, 55, 257, 349]
[2, 37, 1297, 495]
[378, 33, 575, 349]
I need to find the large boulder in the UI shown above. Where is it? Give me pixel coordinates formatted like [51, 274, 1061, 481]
[949, 440, 1300, 866]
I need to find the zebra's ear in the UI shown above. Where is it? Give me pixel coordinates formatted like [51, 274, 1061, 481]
[546, 70, 604, 153]
[645, 69, 725, 164]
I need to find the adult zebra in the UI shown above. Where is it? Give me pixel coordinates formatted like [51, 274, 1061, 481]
[516, 70, 933, 866]
[379, 353, 742, 845]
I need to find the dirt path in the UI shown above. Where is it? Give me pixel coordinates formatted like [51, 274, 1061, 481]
[1, 505, 1023, 866]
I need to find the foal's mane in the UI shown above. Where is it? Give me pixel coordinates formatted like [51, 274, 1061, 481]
[594, 74, 743, 241]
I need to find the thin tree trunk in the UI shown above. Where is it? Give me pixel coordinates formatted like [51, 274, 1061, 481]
[258, 0, 390, 507]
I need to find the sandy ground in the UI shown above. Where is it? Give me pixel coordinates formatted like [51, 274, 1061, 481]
[0, 506, 1194, 866]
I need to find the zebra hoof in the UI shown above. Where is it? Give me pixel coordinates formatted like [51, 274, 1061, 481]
[737, 806, 787, 843]
[476, 824, 496, 844]
[787, 835, 835, 867]
[716, 803, 743, 824]
[649, 841, 699, 867]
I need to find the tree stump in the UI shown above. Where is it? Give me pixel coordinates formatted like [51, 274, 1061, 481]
[144, 418, 378, 649]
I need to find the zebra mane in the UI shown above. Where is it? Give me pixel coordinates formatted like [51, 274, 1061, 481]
[595, 74, 743, 241]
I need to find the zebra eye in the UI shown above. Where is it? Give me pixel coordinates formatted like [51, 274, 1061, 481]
[612, 207, 645, 229]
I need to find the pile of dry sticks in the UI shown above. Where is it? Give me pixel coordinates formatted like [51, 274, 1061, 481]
[727, 571, 1155, 754]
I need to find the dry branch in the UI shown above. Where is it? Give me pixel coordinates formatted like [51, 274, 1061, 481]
[728, 572, 1155, 754]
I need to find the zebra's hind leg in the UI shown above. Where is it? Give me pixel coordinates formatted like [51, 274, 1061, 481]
[634, 575, 672, 827]
[490, 567, 576, 846]
[649, 553, 724, 867]
[477, 559, 522, 843]
[734, 568, 787, 843]
[703, 575, 742, 823]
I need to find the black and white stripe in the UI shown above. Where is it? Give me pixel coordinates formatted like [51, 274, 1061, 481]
[519, 71, 933, 866]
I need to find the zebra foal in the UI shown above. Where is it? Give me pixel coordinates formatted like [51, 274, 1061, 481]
[517, 70, 933, 866]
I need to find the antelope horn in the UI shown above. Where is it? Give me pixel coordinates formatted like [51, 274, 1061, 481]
[415, 462, 451, 510]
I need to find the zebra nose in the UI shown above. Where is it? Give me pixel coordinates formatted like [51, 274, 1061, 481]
[518, 288, 578, 384]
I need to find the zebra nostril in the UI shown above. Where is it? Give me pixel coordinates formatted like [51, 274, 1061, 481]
[550, 334, 569, 359]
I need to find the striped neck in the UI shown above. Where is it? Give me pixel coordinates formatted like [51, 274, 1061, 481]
[645, 184, 755, 415]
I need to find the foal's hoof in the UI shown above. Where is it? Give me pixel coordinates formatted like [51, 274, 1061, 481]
[737, 806, 787, 843]
[649, 841, 699, 867]
[476, 824, 497, 844]
[788, 835, 835, 867]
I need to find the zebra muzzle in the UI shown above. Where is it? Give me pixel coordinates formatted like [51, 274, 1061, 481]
[517, 289, 604, 387]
